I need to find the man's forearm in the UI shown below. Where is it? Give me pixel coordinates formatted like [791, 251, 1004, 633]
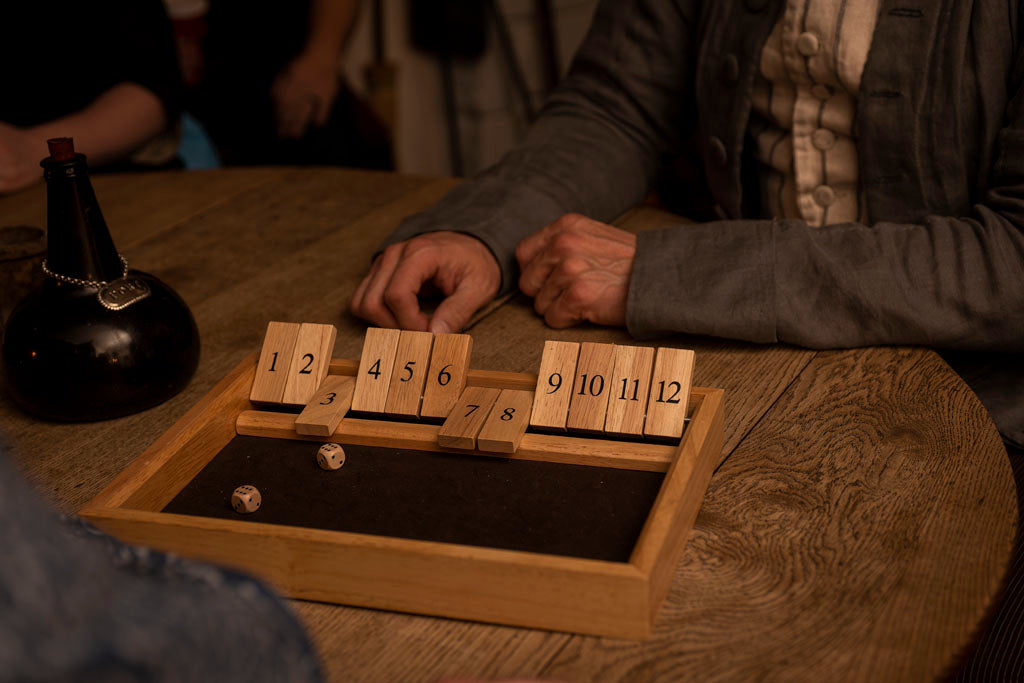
[26, 83, 167, 166]
[303, 0, 358, 63]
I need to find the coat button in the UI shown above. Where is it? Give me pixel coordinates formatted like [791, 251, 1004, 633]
[721, 54, 740, 84]
[797, 32, 820, 56]
[813, 185, 836, 207]
[709, 137, 728, 166]
[812, 128, 836, 150]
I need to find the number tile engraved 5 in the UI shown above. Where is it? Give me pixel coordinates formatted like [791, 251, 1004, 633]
[384, 330, 434, 417]
[352, 327, 401, 413]
[250, 321, 301, 404]
[529, 340, 580, 431]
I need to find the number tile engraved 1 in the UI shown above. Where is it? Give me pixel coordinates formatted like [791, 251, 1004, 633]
[604, 345, 655, 436]
[477, 389, 535, 453]
[420, 333, 473, 419]
[295, 375, 356, 436]
[529, 340, 580, 430]
[384, 330, 434, 417]
[282, 323, 338, 407]
[250, 321, 301, 404]
[566, 342, 617, 433]
[352, 327, 401, 413]
[643, 347, 695, 439]
[437, 386, 501, 450]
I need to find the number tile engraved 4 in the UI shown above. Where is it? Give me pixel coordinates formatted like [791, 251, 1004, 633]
[352, 327, 401, 413]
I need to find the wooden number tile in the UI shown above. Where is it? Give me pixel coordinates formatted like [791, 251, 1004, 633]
[384, 330, 435, 417]
[420, 333, 473, 419]
[643, 347, 696, 440]
[250, 321, 301, 404]
[529, 341, 580, 430]
[604, 345, 655, 436]
[566, 342, 617, 433]
[437, 386, 500, 450]
[294, 375, 355, 437]
[281, 323, 338, 406]
[477, 390, 534, 453]
[351, 327, 401, 413]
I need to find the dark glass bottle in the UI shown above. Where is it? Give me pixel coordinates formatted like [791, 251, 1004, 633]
[1, 138, 200, 421]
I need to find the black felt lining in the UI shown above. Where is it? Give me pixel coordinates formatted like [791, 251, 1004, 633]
[163, 435, 664, 562]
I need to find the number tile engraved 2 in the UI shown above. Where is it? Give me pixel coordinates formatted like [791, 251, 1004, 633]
[282, 323, 338, 407]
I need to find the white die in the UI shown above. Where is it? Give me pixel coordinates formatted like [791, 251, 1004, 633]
[317, 443, 346, 471]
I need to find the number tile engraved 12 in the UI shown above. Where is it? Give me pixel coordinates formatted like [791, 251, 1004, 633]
[643, 347, 695, 439]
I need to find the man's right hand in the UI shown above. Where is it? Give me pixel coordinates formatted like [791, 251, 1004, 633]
[349, 231, 501, 334]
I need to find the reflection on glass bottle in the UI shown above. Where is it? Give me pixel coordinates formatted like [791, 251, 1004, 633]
[1, 138, 200, 421]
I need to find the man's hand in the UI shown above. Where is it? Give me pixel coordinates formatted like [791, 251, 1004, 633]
[0, 123, 43, 194]
[349, 231, 501, 333]
[515, 213, 637, 328]
[272, 52, 339, 139]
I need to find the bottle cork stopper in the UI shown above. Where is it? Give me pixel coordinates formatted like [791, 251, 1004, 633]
[47, 138, 75, 161]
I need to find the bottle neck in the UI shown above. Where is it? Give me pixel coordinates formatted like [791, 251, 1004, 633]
[43, 154, 123, 283]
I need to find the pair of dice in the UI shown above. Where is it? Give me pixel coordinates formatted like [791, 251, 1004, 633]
[231, 442, 346, 514]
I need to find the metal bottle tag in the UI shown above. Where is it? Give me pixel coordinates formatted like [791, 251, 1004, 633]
[97, 277, 151, 311]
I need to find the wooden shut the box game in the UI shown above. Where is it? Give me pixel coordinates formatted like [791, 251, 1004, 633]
[81, 324, 725, 639]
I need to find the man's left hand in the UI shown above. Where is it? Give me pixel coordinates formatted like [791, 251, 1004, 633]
[515, 213, 637, 328]
[0, 123, 42, 194]
[272, 53, 339, 139]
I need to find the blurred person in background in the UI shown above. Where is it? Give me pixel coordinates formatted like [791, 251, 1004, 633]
[181, 0, 392, 169]
[0, 0, 182, 194]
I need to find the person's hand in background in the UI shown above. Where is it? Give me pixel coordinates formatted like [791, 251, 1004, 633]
[271, 51, 339, 139]
[349, 231, 501, 333]
[516, 213, 637, 329]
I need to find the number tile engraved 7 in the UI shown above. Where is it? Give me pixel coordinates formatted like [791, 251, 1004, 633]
[437, 386, 500, 450]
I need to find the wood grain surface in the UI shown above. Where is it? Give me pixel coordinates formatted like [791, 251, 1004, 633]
[0, 170, 1017, 682]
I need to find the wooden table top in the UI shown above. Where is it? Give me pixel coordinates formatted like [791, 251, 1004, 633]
[0, 168, 1017, 682]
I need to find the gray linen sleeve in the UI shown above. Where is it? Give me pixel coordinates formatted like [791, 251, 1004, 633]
[382, 0, 697, 293]
[627, 211, 1024, 351]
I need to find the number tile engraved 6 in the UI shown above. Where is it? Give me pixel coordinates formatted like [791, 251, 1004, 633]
[420, 333, 473, 419]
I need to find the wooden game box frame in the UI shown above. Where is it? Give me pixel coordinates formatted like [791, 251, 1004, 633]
[80, 352, 724, 640]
